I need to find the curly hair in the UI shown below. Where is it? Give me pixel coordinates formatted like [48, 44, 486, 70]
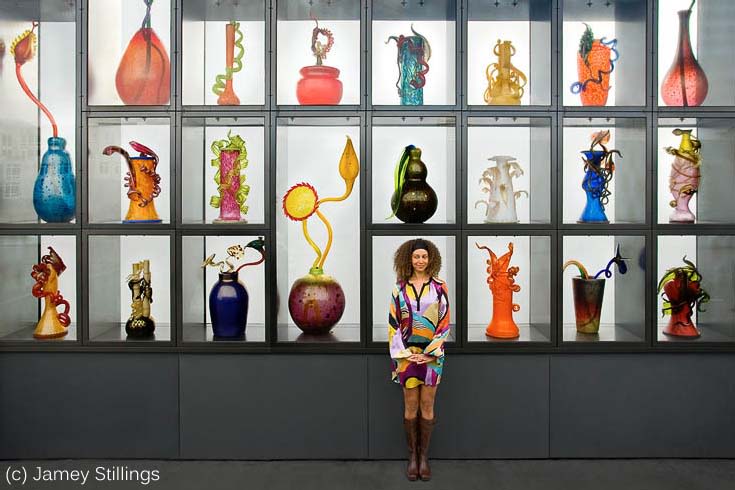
[393, 238, 442, 282]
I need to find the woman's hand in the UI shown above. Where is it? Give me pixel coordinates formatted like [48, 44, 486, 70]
[408, 354, 434, 364]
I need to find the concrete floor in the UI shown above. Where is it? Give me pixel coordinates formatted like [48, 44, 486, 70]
[2, 460, 735, 490]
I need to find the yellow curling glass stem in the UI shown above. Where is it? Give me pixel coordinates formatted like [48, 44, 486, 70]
[302, 219, 323, 269]
[562, 260, 590, 279]
[316, 209, 334, 269]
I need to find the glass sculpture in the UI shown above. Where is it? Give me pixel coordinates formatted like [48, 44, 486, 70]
[31, 247, 71, 339]
[389, 145, 438, 224]
[12, 22, 76, 223]
[484, 40, 527, 105]
[103, 141, 162, 223]
[201, 238, 266, 339]
[476, 242, 521, 339]
[475, 155, 527, 223]
[296, 18, 343, 105]
[666, 128, 702, 223]
[210, 131, 250, 223]
[282, 137, 359, 334]
[386, 25, 431, 106]
[563, 246, 628, 334]
[125, 259, 155, 338]
[212, 21, 244, 106]
[578, 130, 621, 224]
[570, 24, 618, 106]
[658, 257, 710, 338]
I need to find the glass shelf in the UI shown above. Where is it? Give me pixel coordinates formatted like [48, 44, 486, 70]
[466, 0, 551, 107]
[180, 117, 266, 226]
[87, 234, 172, 343]
[275, 116, 361, 343]
[466, 117, 551, 225]
[0, 234, 77, 342]
[467, 234, 551, 344]
[562, 234, 647, 343]
[181, 0, 266, 107]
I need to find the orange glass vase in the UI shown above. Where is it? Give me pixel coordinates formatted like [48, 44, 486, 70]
[571, 25, 618, 106]
[115, 2, 170, 105]
[477, 242, 521, 339]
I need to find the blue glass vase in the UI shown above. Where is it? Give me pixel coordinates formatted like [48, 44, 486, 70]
[209, 271, 249, 339]
[397, 37, 426, 106]
[33, 136, 76, 223]
[579, 150, 609, 223]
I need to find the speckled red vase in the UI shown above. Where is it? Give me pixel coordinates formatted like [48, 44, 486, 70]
[288, 271, 345, 334]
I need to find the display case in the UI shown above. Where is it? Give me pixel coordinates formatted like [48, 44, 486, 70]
[562, 0, 647, 108]
[0, 0, 78, 224]
[370, 233, 456, 344]
[371, 115, 457, 225]
[275, 116, 362, 343]
[86, 116, 172, 225]
[86, 0, 173, 107]
[562, 116, 647, 225]
[277, 0, 361, 107]
[466, 234, 552, 344]
[0, 233, 78, 342]
[656, 117, 735, 225]
[465, 0, 552, 107]
[656, 234, 735, 343]
[561, 233, 647, 343]
[180, 0, 267, 108]
[657, 0, 735, 108]
[371, 0, 457, 107]
[465, 116, 552, 225]
[87, 233, 173, 343]
[180, 116, 267, 226]
[181, 233, 267, 343]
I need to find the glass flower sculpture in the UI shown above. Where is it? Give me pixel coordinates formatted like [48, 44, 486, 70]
[658, 256, 710, 338]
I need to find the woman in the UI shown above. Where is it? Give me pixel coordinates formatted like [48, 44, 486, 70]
[388, 238, 450, 481]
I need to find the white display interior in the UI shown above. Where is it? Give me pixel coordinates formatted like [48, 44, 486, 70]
[371, 235, 456, 341]
[466, 236, 531, 325]
[40, 235, 77, 323]
[182, 20, 266, 106]
[276, 124, 361, 326]
[277, 20, 361, 105]
[467, 21, 531, 106]
[372, 125, 455, 224]
[562, 21, 617, 106]
[467, 126, 531, 223]
[118, 235, 171, 324]
[88, 0, 171, 105]
[371, 21, 455, 105]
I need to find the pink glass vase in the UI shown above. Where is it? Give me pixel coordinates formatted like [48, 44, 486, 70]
[215, 149, 245, 223]
[661, 9, 708, 107]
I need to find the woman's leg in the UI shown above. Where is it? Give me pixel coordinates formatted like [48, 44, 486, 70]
[418, 385, 437, 420]
[402, 387, 421, 480]
[403, 386, 420, 419]
[417, 385, 438, 481]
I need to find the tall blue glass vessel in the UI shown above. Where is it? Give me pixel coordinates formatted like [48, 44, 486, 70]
[209, 271, 250, 339]
[579, 150, 610, 223]
[33, 137, 76, 223]
[397, 37, 425, 105]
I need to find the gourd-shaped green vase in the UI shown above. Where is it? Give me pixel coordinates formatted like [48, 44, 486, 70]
[390, 146, 438, 224]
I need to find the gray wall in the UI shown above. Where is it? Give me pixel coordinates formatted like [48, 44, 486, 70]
[1, 353, 734, 459]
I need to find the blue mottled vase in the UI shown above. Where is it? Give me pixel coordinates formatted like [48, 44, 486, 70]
[398, 37, 425, 106]
[579, 150, 608, 223]
[209, 271, 249, 339]
[33, 137, 76, 223]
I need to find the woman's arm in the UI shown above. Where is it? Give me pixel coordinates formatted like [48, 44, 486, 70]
[422, 282, 450, 358]
[388, 285, 413, 360]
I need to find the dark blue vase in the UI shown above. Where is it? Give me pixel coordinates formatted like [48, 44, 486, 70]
[33, 137, 76, 223]
[579, 150, 609, 223]
[209, 271, 249, 339]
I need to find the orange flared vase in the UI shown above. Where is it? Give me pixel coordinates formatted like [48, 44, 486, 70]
[115, 27, 171, 105]
[478, 242, 521, 339]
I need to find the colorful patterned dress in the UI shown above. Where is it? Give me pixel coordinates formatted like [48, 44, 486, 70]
[388, 278, 451, 388]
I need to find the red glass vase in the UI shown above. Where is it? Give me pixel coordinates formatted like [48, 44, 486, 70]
[115, 27, 171, 105]
[661, 9, 708, 107]
[296, 66, 343, 105]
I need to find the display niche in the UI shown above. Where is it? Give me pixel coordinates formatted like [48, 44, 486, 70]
[466, 0, 551, 107]
[88, 234, 172, 343]
[87, 0, 172, 106]
[657, 117, 735, 225]
[370, 234, 456, 344]
[180, 117, 266, 226]
[562, 234, 646, 343]
[0, 234, 78, 342]
[562, 0, 646, 107]
[182, 234, 266, 343]
[0, 1, 77, 224]
[372, 116, 457, 225]
[467, 235, 551, 343]
[371, 0, 456, 107]
[276, 0, 360, 107]
[275, 116, 361, 343]
[562, 117, 646, 225]
[466, 117, 551, 225]
[181, 0, 266, 107]
[657, 234, 735, 343]
[87, 117, 172, 224]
